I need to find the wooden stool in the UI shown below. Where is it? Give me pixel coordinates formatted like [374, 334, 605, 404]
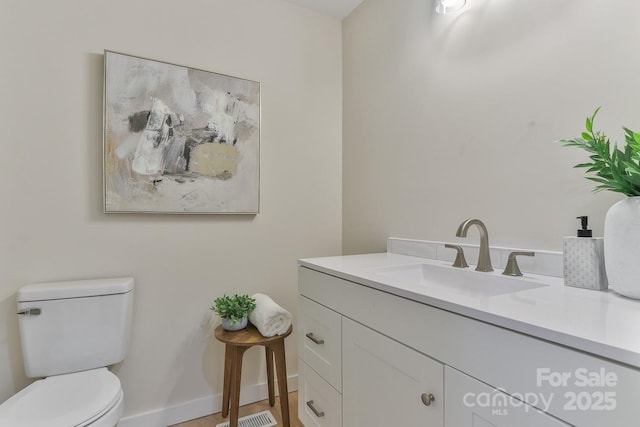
[215, 323, 292, 427]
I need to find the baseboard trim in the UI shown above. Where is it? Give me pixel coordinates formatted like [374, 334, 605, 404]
[118, 374, 298, 427]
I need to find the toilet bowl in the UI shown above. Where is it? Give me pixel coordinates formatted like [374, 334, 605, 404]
[0, 277, 134, 426]
[0, 368, 123, 427]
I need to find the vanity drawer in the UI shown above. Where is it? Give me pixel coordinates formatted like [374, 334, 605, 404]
[298, 295, 342, 391]
[298, 360, 342, 427]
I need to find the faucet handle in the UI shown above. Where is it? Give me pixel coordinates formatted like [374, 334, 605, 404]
[502, 251, 535, 277]
[445, 244, 469, 268]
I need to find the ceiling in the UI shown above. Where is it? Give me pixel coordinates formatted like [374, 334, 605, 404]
[283, 0, 365, 19]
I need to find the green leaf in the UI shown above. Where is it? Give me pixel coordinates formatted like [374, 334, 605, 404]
[574, 163, 594, 168]
[624, 163, 640, 176]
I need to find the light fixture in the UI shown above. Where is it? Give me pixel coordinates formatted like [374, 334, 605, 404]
[435, 0, 467, 15]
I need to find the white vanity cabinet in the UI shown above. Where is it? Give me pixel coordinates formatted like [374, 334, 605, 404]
[343, 318, 443, 426]
[298, 264, 640, 427]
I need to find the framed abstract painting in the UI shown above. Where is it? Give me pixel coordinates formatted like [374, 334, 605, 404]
[103, 51, 260, 214]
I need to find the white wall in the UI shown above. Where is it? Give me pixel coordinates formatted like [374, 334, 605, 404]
[0, 0, 342, 423]
[343, 0, 638, 254]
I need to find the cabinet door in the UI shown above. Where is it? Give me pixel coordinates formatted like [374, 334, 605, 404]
[445, 366, 570, 427]
[343, 318, 443, 427]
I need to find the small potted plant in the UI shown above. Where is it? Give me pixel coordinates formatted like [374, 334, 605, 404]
[211, 294, 256, 331]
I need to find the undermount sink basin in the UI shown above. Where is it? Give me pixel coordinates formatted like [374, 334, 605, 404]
[365, 263, 549, 297]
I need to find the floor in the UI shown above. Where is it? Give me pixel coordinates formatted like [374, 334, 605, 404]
[172, 392, 302, 427]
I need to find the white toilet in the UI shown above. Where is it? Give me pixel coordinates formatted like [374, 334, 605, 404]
[0, 277, 134, 426]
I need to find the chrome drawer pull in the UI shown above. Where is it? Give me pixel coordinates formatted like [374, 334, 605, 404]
[306, 400, 325, 418]
[17, 308, 41, 316]
[305, 332, 325, 345]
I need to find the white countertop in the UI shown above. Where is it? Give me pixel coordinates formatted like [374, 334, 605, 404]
[299, 252, 640, 369]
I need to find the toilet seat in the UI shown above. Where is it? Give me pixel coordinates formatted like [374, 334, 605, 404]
[0, 367, 123, 427]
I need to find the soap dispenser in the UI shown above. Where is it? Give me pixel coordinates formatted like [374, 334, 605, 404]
[563, 216, 608, 290]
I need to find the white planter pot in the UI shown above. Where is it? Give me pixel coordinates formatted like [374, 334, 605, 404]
[221, 317, 248, 331]
[604, 196, 640, 299]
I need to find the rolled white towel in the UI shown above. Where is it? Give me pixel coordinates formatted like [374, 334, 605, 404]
[249, 293, 292, 337]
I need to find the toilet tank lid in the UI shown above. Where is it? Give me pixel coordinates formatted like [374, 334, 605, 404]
[18, 277, 134, 302]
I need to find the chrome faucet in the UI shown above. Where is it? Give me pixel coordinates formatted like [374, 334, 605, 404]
[455, 218, 493, 272]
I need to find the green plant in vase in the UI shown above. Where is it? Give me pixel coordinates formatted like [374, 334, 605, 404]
[211, 294, 256, 331]
[558, 107, 640, 299]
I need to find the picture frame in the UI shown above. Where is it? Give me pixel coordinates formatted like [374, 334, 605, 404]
[103, 51, 260, 214]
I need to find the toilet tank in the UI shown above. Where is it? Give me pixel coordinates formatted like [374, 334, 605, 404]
[17, 277, 134, 378]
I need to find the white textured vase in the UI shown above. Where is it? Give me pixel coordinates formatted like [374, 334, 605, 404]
[604, 197, 640, 299]
[221, 317, 248, 331]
